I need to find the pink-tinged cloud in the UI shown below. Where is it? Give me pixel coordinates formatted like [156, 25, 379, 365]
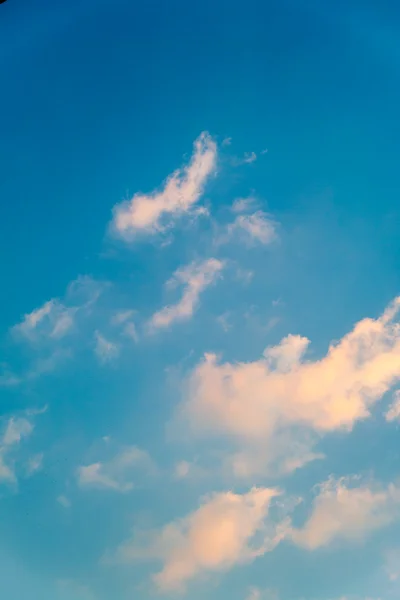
[111, 132, 217, 238]
[291, 476, 400, 549]
[385, 390, 400, 422]
[177, 297, 400, 476]
[150, 258, 224, 330]
[113, 487, 285, 591]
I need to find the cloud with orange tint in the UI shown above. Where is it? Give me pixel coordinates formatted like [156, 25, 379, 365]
[176, 297, 400, 477]
[111, 132, 216, 238]
[385, 390, 400, 422]
[149, 258, 224, 330]
[112, 487, 286, 591]
[291, 476, 400, 549]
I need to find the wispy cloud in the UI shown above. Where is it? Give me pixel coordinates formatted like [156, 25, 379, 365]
[0, 410, 45, 485]
[217, 199, 277, 246]
[26, 453, 44, 476]
[242, 151, 257, 164]
[149, 258, 224, 330]
[57, 495, 71, 509]
[231, 196, 258, 213]
[12, 276, 104, 345]
[77, 446, 153, 493]
[177, 297, 400, 477]
[112, 487, 284, 591]
[111, 132, 217, 239]
[111, 310, 139, 342]
[94, 331, 119, 364]
[291, 476, 400, 549]
[225, 211, 277, 245]
[385, 390, 400, 422]
[231, 152, 258, 166]
[13, 299, 76, 342]
[111, 310, 135, 325]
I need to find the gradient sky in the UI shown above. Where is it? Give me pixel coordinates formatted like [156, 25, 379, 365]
[1, 1, 400, 599]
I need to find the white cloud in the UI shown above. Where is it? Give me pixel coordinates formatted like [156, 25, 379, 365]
[14, 299, 75, 342]
[113, 487, 285, 591]
[3, 418, 33, 446]
[150, 258, 224, 330]
[225, 211, 277, 246]
[231, 152, 257, 166]
[177, 297, 400, 477]
[111, 132, 217, 238]
[12, 276, 104, 345]
[291, 476, 400, 550]
[0, 412, 41, 484]
[385, 390, 400, 422]
[242, 152, 257, 164]
[231, 196, 258, 213]
[111, 310, 139, 343]
[94, 331, 119, 364]
[77, 446, 153, 493]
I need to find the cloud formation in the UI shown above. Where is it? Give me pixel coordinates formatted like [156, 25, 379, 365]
[177, 297, 400, 476]
[113, 486, 284, 591]
[226, 211, 277, 245]
[0, 411, 44, 484]
[94, 331, 119, 364]
[14, 299, 75, 342]
[291, 476, 400, 549]
[12, 276, 103, 345]
[77, 446, 153, 492]
[150, 258, 224, 330]
[385, 390, 400, 422]
[111, 132, 217, 238]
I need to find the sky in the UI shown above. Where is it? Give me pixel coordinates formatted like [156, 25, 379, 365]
[1, 0, 400, 599]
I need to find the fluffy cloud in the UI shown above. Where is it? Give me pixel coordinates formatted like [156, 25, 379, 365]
[113, 487, 284, 591]
[218, 201, 277, 246]
[291, 476, 400, 549]
[77, 446, 153, 492]
[111, 132, 217, 238]
[177, 297, 400, 476]
[150, 258, 224, 330]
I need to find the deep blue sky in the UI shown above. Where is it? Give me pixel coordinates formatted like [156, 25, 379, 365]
[1, 1, 400, 599]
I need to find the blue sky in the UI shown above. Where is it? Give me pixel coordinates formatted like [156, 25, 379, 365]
[1, 0, 400, 599]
